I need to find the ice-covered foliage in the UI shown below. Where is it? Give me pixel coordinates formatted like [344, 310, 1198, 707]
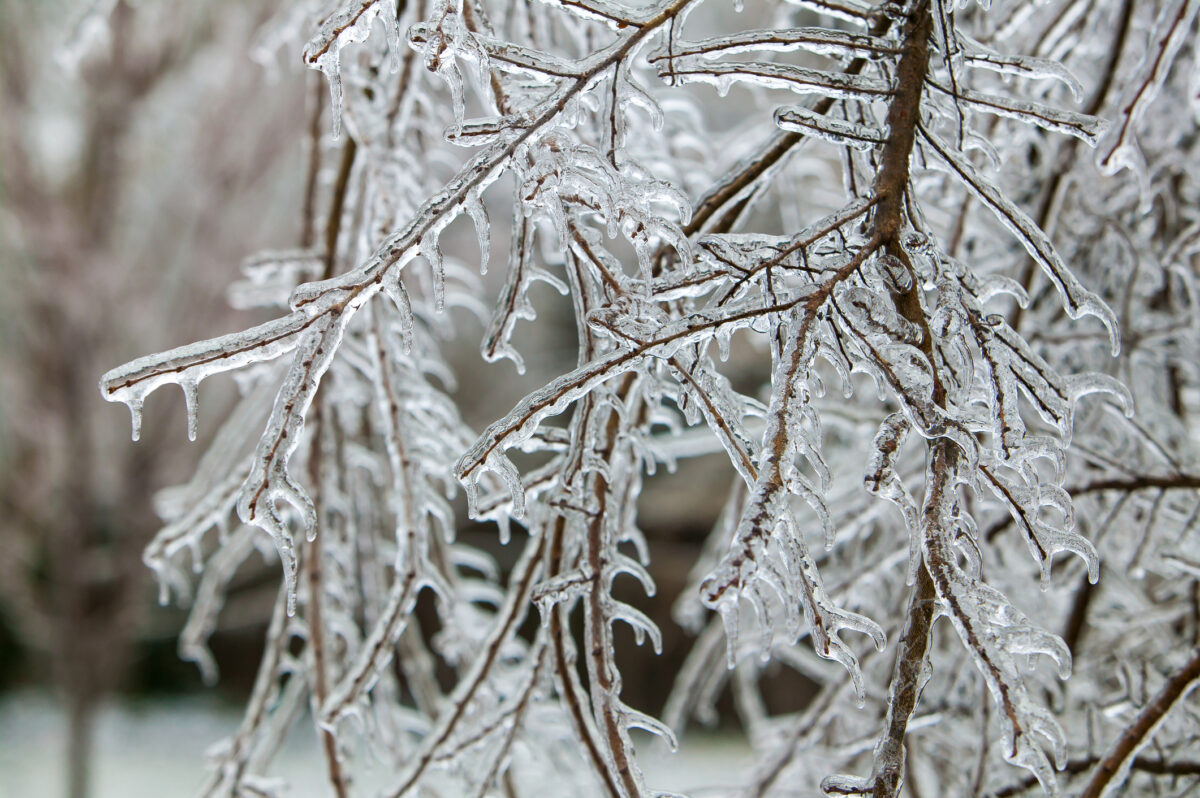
[97, 0, 1200, 795]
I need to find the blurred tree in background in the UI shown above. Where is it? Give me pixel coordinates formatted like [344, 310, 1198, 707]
[0, 2, 305, 795]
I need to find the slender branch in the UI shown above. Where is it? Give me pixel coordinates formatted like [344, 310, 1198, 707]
[102, 0, 699, 401]
[302, 130, 360, 798]
[870, 567, 937, 798]
[547, 516, 624, 798]
[681, 15, 894, 240]
[386, 533, 544, 797]
[300, 76, 326, 250]
[854, 5, 939, 795]
[1077, 647, 1200, 798]
[322, 138, 358, 280]
[303, 399, 350, 798]
[580, 381, 643, 798]
[1008, 0, 1134, 331]
[989, 756, 1200, 797]
[1069, 473, 1200, 496]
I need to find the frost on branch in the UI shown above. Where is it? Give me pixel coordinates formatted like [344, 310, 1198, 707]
[96, 0, 1200, 795]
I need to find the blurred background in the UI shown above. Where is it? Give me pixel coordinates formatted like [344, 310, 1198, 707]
[0, 2, 310, 795]
[0, 2, 781, 796]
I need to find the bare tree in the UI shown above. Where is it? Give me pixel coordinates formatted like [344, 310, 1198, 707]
[95, 0, 1200, 796]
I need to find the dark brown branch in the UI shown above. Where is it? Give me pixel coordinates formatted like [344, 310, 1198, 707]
[1061, 575, 1096, 656]
[1077, 647, 1200, 798]
[303, 400, 350, 798]
[322, 138, 358, 280]
[548, 518, 624, 798]
[300, 76, 326, 250]
[1008, 0, 1135, 331]
[387, 534, 544, 796]
[1068, 473, 1200, 496]
[855, 5, 937, 795]
[303, 127, 361, 798]
[681, 16, 894, 239]
[989, 755, 1200, 797]
[581, 377, 644, 798]
[870, 567, 937, 798]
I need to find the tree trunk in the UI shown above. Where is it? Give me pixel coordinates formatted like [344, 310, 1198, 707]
[66, 690, 94, 798]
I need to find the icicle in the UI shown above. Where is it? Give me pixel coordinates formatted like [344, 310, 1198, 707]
[156, 572, 170, 607]
[717, 597, 740, 669]
[319, 54, 345, 140]
[182, 380, 200, 442]
[465, 194, 491, 275]
[610, 600, 663, 653]
[127, 397, 144, 442]
[421, 230, 446, 312]
[1067, 372, 1135, 418]
[303, 0, 394, 139]
[622, 706, 679, 751]
[382, 270, 416, 354]
[486, 450, 525, 519]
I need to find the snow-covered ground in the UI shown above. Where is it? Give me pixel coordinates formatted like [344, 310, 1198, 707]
[0, 692, 753, 797]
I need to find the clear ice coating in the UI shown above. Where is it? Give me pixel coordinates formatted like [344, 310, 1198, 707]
[303, 0, 402, 138]
[91, 0, 1200, 795]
